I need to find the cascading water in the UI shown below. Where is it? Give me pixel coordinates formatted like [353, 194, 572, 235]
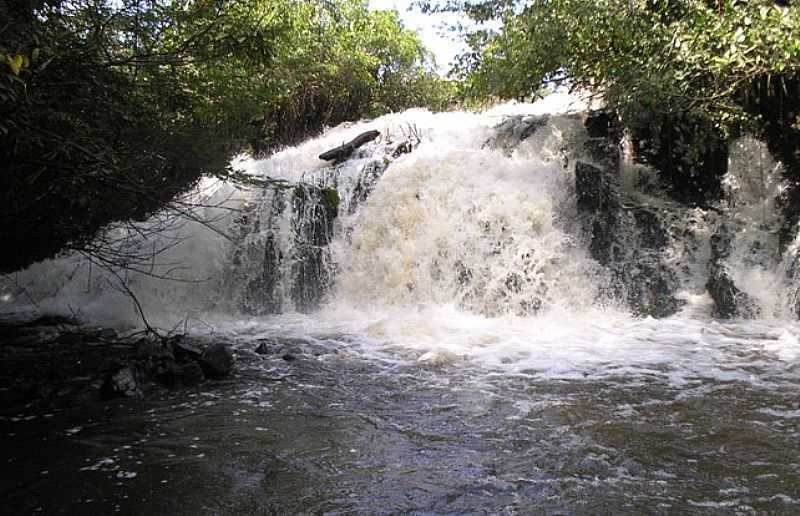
[5, 93, 800, 358]
[6, 93, 800, 513]
[717, 136, 788, 317]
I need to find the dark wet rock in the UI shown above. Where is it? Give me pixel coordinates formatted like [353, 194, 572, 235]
[229, 187, 287, 315]
[575, 162, 616, 213]
[254, 337, 333, 358]
[171, 337, 203, 362]
[20, 314, 79, 328]
[706, 224, 759, 319]
[136, 339, 178, 384]
[391, 141, 413, 158]
[162, 360, 205, 387]
[55, 331, 85, 346]
[1, 325, 60, 347]
[627, 110, 728, 208]
[575, 119, 681, 317]
[576, 161, 683, 317]
[584, 110, 621, 139]
[321, 187, 340, 218]
[293, 184, 338, 233]
[101, 366, 141, 399]
[583, 138, 620, 173]
[180, 361, 206, 385]
[486, 114, 551, 152]
[707, 272, 757, 319]
[93, 328, 117, 340]
[291, 184, 337, 312]
[137, 339, 173, 362]
[350, 160, 390, 214]
[633, 207, 668, 249]
[230, 178, 341, 314]
[199, 343, 235, 378]
[786, 249, 800, 319]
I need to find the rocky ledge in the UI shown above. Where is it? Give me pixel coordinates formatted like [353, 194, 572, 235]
[0, 315, 236, 411]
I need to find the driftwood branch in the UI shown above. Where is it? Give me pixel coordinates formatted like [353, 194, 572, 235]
[318, 130, 380, 163]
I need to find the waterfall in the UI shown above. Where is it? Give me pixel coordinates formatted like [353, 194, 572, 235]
[718, 137, 787, 317]
[2, 93, 800, 329]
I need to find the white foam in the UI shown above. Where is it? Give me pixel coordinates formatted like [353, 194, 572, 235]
[4, 93, 800, 389]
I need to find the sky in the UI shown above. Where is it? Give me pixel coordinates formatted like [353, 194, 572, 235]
[368, 0, 471, 74]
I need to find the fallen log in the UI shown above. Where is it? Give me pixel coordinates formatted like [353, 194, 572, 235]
[318, 130, 380, 163]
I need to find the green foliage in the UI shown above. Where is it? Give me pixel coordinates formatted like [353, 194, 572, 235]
[455, 0, 799, 135]
[0, 0, 454, 273]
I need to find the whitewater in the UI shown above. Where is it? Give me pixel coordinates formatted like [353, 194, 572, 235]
[2, 94, 800, 513]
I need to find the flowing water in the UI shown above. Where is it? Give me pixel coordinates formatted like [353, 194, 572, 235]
[2, 94, 800, 514]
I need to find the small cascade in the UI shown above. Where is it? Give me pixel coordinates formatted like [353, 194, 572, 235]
[703, 137, 788, 318]
[221, 127, 418, 315]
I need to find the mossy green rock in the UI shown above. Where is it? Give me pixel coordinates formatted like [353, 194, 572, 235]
[321, 187, 340, 218]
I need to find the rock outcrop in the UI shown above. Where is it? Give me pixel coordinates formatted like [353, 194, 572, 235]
[575, 111, 682, 317]
[706, 224, 760, 319]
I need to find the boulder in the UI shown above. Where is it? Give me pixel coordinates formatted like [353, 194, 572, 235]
[484, 114, 552, 152]
[171, 337, 203, 362]
[575, 160, 683, 318]
[255, 341, 272, 355]
[199, 343, 235, 378]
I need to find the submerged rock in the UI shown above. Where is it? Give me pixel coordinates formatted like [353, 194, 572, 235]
[417, 350, 461, 367]
[101, 366, 141, 399]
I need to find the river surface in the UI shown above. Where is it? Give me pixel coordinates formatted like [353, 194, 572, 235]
[3, 313, 800, 515]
